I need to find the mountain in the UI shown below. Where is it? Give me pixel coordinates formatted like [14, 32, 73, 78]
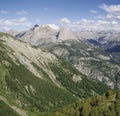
[15, 25, 120, 53]
[75, 31, 120, 44]
[14, 25, 120, 52]
[76, 31, 120, 62]
[13, 25, 120, 89]
[0, 32, 110, 115]
[15, 24, 78, 45]
[16, 24, 59, 46]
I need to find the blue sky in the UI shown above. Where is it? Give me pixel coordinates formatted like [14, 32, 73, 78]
[0, 0, 120, 31]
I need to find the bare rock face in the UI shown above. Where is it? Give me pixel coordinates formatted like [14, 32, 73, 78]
[57, 26, 78, 41]
[16, 24, 59, 45]
[16, 25, 79, 46]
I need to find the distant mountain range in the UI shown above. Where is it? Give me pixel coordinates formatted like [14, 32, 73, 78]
[9, 24, 120, 53]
